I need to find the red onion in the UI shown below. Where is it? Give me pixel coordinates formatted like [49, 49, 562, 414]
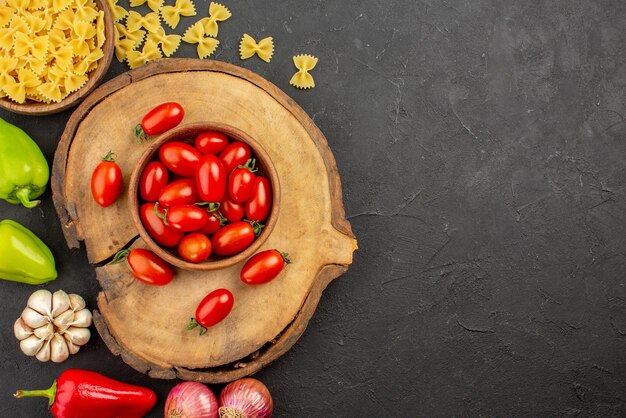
[219, 378, 273, 418]
[165, 382, 219, 418]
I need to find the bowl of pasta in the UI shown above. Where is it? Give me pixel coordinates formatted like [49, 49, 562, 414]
[0, 0, 114, 115]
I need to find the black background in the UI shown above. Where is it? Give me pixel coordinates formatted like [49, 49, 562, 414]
[1, 0, 626, 416]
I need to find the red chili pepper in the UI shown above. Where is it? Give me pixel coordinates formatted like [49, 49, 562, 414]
[14, 369, 157, 418]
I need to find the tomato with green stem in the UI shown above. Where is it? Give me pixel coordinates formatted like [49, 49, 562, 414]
[111, 248, 173, 286]
[198, 211, 226, 235]
[178, 233, 212, 263]
[228, 159, 257, 203]
[211, 221, 262, 256]
[195, 131, 229, 155]
[219, 197, 244, 223]
[187, 288, 234, 334]
[140, 203, 183, 247]
[219, 141, 251, 174]
[240, 249, 290, 285]
[161, 204, 209, 232]
[91, 151, 123, 207]
[134, 102, 184, 141]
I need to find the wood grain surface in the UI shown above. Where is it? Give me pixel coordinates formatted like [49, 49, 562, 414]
[52, 59, 357, 382]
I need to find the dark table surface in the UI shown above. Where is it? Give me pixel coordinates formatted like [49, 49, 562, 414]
[1, 0, 626, 416]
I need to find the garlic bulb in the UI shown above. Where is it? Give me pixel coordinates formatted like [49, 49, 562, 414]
[15, 290, 92, 363]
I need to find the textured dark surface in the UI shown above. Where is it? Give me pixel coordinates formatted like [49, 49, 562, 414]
[1, 0, 626, 416]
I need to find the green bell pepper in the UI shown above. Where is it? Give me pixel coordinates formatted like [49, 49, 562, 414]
[0, 220, 57, 285]
[0, 117, 49, 208]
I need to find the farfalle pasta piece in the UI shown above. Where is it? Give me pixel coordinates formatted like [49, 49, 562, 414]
[32, 8, 54, 30]
[14, 32, 49, 61]
[116, 22, 145, 45]
[69, 19, 96, 57]
[126, 39, 161, 69]
[37, 73, 63, 102]
[0, 56, 17, 85]
[3, 67, 41, 103]
[130, 0, 162, 13]
[159, 0, 195, 29]
[239, 34, 274, 62]
[290, 54, 318, 89]
[6, 0, 29, 13]
[73, 0, 97, 21]
[23, 13, 46, 32]
[0, 15, 29, 48]
[52, 8, 75, 30]
[126, 10, 160, 33]
[147, 25, 181, 57]
[0, 6, 15, 27]
[106, 0, 127, 22]
[48, 27, 68, 46]
[182, 20, 218, 59]
[114, 37, 135, 62]
[197, 2, 230, 37]
[18, 54, 46, 75]
[49, 43, 73, 70]
[75, 46, 102, 73]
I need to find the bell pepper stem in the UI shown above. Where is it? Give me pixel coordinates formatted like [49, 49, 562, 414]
[14, 380, 57, 408]
[15, 187, 40, 208]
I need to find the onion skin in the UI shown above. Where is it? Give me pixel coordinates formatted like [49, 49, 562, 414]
[219, 378, 273, 418]
[165, 382, 218, 418]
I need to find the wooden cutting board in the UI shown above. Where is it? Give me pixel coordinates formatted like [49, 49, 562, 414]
[52, 59, 357, 383]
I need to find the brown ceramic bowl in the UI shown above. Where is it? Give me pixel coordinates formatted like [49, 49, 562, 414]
[0, 0, 114, 115]
[129, 122, 280, 271]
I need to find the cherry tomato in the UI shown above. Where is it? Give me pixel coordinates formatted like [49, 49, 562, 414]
[228, 159, 257, 203]
[158, 179, 200, 207]
[135, 102, 184, 140]
[196, 155, 226, 202]
[165, 204, 209, 232]
[219, 197, 244, 223]
[198, 212, 225, 235]
[178, 233, 212, 263]
[244, 177, 272, 222]
[139, 161, 169, 201]
[91, 151, 123, 207]
[241, 249, 290, 285]
[195, 131, 229, 155]
[140, 203, 184, 247]
[124, 248, 173, 286]
[195, 288, 234, 328]
[159, 141, 202, 177]
[219, 141, 251, 174]
[211, 222, 256, 256]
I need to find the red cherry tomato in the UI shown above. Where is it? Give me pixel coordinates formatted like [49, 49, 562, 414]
[198, 212, 225, 235]
[195, 131, 229, 155]
[227, 159, 257, 203]
[211, 222, 256, 256]
[219, 141, 251, 174]
[244, 177, 272, 222]
[178, 233, 212, 263]
[159, 141, 202, 177]
[123, 248, 173, 286]
[165, 204, 209, 232]
[240, 249, 290, 285]
[139, 161, 169, 201]
[219, 197, 244, 223]
[158, 179, 200, 207]
[196, 155, 226, 202]
[91, 151, 123, 207]
[136, 102, 184, 140]
[195, 288, 234, 328]
[139, 203, 184, 247]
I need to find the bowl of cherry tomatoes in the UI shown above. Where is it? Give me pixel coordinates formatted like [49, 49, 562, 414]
[128, 122, 280, 271]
